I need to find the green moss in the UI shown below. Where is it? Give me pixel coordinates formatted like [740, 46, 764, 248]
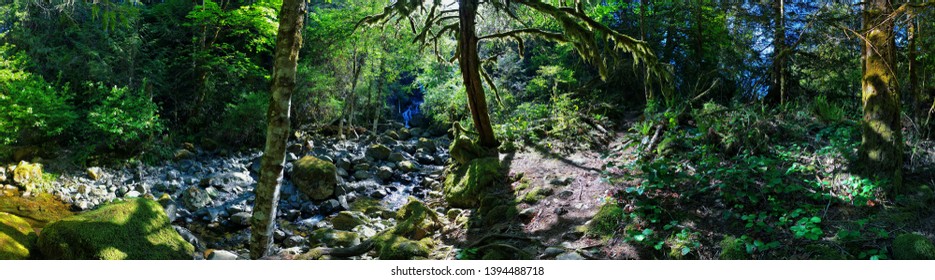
[521, 187, 554, 204]
[449, 135, 491, 165]
[350, 197, 381, 212]
[893, 233, 935, 260]
[1, 212, 37, 260]
[373, 233, 434, 260]
[586, 203, 623, 237]
[292, 156, 338, 200]
[12, 161, 44, 192]
[805, 244, 846, 260]
[37, 198, 195, 260]
[310, 228, 361, 248]
[0, 192, 73, 228]
[482, 205, 518, 227]
[330, 211, 371, 231]
[366, 144, 393, 160]
[444, 157, 501, 208]
[393, 198, 441, 240]
[719, 236, 748, 260]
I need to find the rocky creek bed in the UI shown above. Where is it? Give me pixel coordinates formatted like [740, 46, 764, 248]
[1, 126, 456, 260]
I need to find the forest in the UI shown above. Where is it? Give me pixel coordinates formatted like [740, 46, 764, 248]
[1, 0, 934, 261]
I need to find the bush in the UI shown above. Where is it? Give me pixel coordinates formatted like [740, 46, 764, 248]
[811, 95, 845, 123]
[213, 91, 268, 147]
[0, 47, 78, 145]
[86, 82, 164, 150]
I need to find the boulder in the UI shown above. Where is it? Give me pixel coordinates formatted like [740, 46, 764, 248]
[376, 166, 394, 180]
[443, 157, 501, 208]
[366, 144, 392, 161]
[417, 138, 436, 153]
[893, 233, 935, 260]
[330, 211, 371, 231]
[207, 250, 239, 260]
[174, 149, 195, 161]
[230, 212, 252, 227]
[12, 161, 43, 192]
[449, 136, 487, 165]
[0, 212, 37, 260]
[38, 198, 196, 259]
[310, 228, 361, 248]
[181, 187, 211, 210]
[86, 167, 103, 181]
[388, 152, 406, 163]
[399, 161, 417, 172]
[292, 156, 338, 201]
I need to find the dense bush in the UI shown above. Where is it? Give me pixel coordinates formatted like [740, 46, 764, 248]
[0, 48, 78, 146]
[86, 82, 164, 150]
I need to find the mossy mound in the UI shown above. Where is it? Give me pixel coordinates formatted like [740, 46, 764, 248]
[310, 228, 361, 248]
[893, 233, 935, 260]
[330, 211, 371, 231]
[38, 198, 195, 260]
[370, 198, 440, 260]
[1, 212, 38, 260]
[449, 135, 491, 165]
[292, 156, 338, 201]
[719, 235, 748, 260]
[0, 192, 73, 228]
[520, 186, 554, 204]
[443, 157, 502, 208]
[586, 203, 623, 237]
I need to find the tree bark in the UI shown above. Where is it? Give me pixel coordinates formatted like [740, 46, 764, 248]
[250, 0, 306, 259]
[458, 0, 498, 148]
[767, 0, 787, 104]
[859, 0, 903, 190]
[909, 10, 921, 119]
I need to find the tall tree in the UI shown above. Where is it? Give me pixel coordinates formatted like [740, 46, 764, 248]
[457, 0, 498, 147]
[768, 0, 788, 104]
[249, 0, 307, 259]
[859, 0, 902, 189]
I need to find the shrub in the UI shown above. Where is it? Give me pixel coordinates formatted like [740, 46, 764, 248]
[0, 47, 78, 145]
[86, 82, 164, 150]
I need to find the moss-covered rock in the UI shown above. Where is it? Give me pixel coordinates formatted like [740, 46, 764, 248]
[586, 203, 623, 237]
[521, 187, 554, 204]
[719, 236, 748, 260]
[443, 157, 501, 208]
[373, 234, 434, 260]
[893, 233, 935, 260]
[449, 135, 488, 165]
[330, 211, 371, 231]
[394, 198, 441, 240]
[310, 228, 361, 248]
[1, 212, 37, 260]
[366, 144, 393, 161]
[38, 198, 195, 260]
[292, 156, 338, 201]
[417, 138, 436, 153]
[0, 192, 72, 225]
[12, 161, 43, 192]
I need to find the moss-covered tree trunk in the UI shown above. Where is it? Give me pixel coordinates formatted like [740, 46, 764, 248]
[859, 0, 903, 190]
[458, 0, 498, 148]
[250, 0, 306, 259]
[908, 11, 922, 120]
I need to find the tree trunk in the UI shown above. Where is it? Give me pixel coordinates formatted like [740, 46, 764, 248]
[250, 0, 306, 259]
[768, 0, 787, 104]
[909, 12, 922, 120]
[859, 0, 903, 190]
[458, 0, 498, 148]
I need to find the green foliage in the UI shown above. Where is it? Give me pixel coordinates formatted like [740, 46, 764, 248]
[892, 233, 935, 260]
[810, 95, 845, 123]
[214, 91, 268, 146]
[719, 236, 748, 260]
[0, 47, 78, 145]
[86, 82, 163, 149]
[789, 216, 823, 241]
[586, 203, 624, 237]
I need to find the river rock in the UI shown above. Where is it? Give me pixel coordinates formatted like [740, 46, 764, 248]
[182, 187, 211, 210]
[353, 170, 372, 181]
[331, 211, 371, 231]
[417, 138, 436, 153]
[87, 167, 103, 181]
[366, 144, 392, 161]
[377, 166, 394, 180]
[12, 161, 43, 192]
[292, 156, 338, 201]
[230, 212, 252, 227]
[207, 250, 239, 260]
[283, 236, 305, 248]
[556, 252, 586, 260]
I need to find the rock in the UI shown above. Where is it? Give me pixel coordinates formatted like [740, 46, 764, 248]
[207, 250, 239, 260]
[417, 138, 436, 153]
[562, 231, 584, 241]
[336, 157, 352, 170]
[557, 190, 574, 199]
[319, 199, 343, 214]
[377, 166, 394, 180]
[353, 225, 377, 239]
[230, 212, 252, 227]
[38, 198, 196, 259]
[541, 247, 565, 259]
[124, 191, 141, 198]
[556, 252, 585, 260]
[385, 130, 400, 140]
[274, 230, 287, 242]
[310, 228, 361, 248]
[283, 236, 306, 248]
[181, 187, 211, 210]
[398, 128, 411, 140]
[0, 212, 37, 260]
[415, 153, 435, 165]
[388, 152, 406, 163]
[331, 211, 371, 231]
[12, 161, 43, 192]
[518, 207, 537, 223]
[443, 157, 501, 208]
[87, 167, 103, 181]
[174, 149, 195, 161]
[549, 176, 574, 186]
[893, 233, 935, 260]
[586, 203, 623, 237]
[166, 170, 181, 181]
[446, 209, 463, 220]
[366, 144, 392, 161]
[398, 161, 417, 172]
[0, 168, 6, 183]
[353, 170, 372, 181]
[370, 189, 387, 199]
[292, 156, 338, 201]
